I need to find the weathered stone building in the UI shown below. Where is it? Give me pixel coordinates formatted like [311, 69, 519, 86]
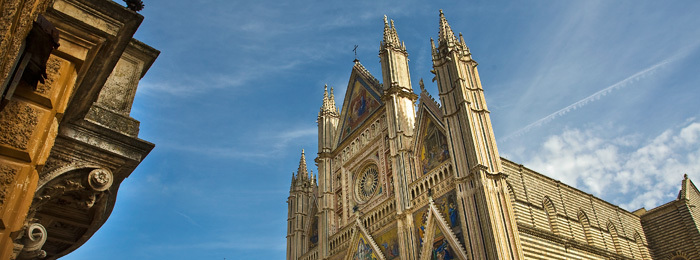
[286, 11, 700, 260]
[0, 0, 157, 259]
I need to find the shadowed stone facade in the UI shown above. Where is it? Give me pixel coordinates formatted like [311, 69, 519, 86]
[0, 0, 157, 259]
[287, 11, 699, 260]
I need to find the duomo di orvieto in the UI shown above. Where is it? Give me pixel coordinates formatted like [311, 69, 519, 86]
[286, 11, 700, 260]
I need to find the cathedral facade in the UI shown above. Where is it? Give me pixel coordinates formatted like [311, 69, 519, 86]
[286, 11, 700, 260]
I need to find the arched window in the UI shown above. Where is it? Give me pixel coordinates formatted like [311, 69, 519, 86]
[543, 196, 559, 235]
[607, 221, 622, 255]
[634, 231, 649, 260]
[578, 210, 594, 245]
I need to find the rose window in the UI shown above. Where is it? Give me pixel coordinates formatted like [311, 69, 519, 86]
[355, 164, 379, 202]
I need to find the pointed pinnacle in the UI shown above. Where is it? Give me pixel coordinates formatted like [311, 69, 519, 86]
[329, 87, 338, 113]
[382, 15, 401, 48]
[438, 10, 457, 46]
[329, 87, 336, 105]
[321, 84, 333, 113]
[419, 78, 426, 92]
[298, 149, 308, 179]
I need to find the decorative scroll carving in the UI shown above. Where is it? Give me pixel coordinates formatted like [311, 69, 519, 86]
[17, 223, 47, 259]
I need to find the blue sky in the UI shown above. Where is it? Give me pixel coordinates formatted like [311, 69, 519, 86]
[63, 1, 700, 259]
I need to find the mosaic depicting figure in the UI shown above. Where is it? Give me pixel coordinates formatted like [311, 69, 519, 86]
[353, 235, 379, 260]
[419, 118, 450, 175]
[343, 79, 380, 138]
[435, 192, 459, 229]
[413, 208, 430, 248]
[413, 190, 465, 251]
[375, 227, 400, 259]
[432, 239, 455, 260]
[309, 215, 319, 248]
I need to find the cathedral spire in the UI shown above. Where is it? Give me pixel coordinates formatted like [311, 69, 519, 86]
[438, 10, 457, 47]
[298, 149, 308, 179]
[382, 15, 403, 50]
[320, 85, 339, 117]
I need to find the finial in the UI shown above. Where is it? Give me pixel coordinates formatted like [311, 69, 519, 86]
[419, 78, 426, 92]
[684, 174, 688, 180]
[390, 19, 395, 29]
[439, 9, 443, 15]
[124, 0, 144, 12]
[384, 15, 388, 26]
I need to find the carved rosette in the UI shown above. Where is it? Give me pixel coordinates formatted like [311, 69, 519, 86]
[88, 168, 113, 192]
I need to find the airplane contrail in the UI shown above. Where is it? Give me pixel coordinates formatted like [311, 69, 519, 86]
[500, 55, 682, 143]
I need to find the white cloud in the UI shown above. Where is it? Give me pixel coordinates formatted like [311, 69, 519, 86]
[523, 120, 700, 211]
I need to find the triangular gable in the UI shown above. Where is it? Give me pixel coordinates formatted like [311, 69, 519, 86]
[414, 102, 450, 176]
[336, 62, 383, 146]
[344, 217, 386, 260]
[418, 198, 469, 260]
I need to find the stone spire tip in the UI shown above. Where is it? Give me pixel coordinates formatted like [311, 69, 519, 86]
[438, 10, 457, 46]
[298, 149, 308, 179]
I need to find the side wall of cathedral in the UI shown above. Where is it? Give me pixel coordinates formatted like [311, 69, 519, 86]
[640, 177, 700, 259]
[503, 159, 652, 260]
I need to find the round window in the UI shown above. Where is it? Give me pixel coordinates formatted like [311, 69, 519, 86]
[355, 164, 379, 202]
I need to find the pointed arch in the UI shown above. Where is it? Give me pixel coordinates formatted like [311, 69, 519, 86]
[543, 196, 559, 235]
[506, 182, 516, 205]
[505, 182, 518, 224]
[634, 231, 650, 260]
[607, 221, 622, 255]
[577, 209, 594, 245]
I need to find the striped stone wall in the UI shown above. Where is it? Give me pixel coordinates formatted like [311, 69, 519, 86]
[502, 158, 652, 259]
[640, 177, 700, 259]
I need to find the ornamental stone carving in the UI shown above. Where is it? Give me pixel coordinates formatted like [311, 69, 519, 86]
[17, 223, 47, 259]
[88, 168, 113, 192]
